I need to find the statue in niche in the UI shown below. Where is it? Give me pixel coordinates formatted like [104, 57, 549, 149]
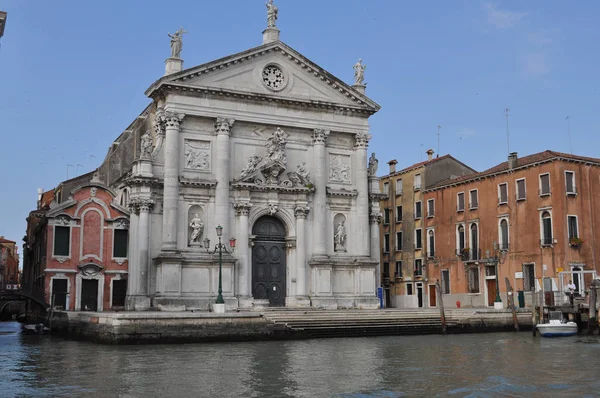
[353, 59, 366, 85]
[266, 0, 278, 28]
[140, 131, 153, 159]
[334, 221, 347, 252]
[238, 155, 263, 182]
[189, 213, 204, 245]
[168, 27, 188, 58]
[368, 152, 378, 176]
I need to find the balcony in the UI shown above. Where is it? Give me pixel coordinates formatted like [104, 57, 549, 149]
[414, 268, 423, 277]
[457, 248, 481, 262]
[498, 242, 509, 251]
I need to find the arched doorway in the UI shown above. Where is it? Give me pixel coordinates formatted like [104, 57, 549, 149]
[252, 216, 287, 307]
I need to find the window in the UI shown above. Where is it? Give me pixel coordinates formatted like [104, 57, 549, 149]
[112, 279, 127, 308]
[471, 223, 479, 260]
[523, 263, 535, 292]
[499, 219, 509, 251]
[396, 231, 403, 251]
[441, 269, 450, 294]
[415, 201, 422, 219]
[565, 171, 576, 194]
[383, 208, 390, 224]
[414, 259, 423, 276]
[395, 261, 402, 278]
[516, 178, 526, 200]
[539, 173, 550, 196]
[469, 189, 479, 209]
[113, 229, 129, 258]
[468, 267, 480, 293]
[428, 230, 435, 257]
[396, 206, 403, 222]
[457, 224, 465, 252]
[415, 229, 422, 249]
[396, 179, 403, 195]
[414, 174, 422, 191]
[567, 215, 579, 239]
[383, 182, 390, 195]
[541, 211, 553, 246]
[383, 262, 390, 278]
[498, 183, 508, 204]
[457, 192, 465, 212]
[383, 234, 390, 253]
[53, 226, 70, 257]
[427, 199, 435, 218]
[406, 283, 413, 295]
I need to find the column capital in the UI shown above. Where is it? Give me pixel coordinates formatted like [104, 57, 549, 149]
[162, 111, 185, 129]
[369, 211, 382, 224]
[233, 202, 252, 216]
[313, 129, 330, 145]
[294, 205, 310, 219]
[215, 117, 235, 136]
[129, 198, 155, 214]
[154, 108, 166, 136]
[354, 132, 371, 149]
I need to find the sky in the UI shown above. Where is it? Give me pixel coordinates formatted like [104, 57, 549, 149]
[1, 1, 599, 262]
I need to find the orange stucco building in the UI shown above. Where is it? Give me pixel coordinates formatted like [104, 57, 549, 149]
[422, 150, 600, 308]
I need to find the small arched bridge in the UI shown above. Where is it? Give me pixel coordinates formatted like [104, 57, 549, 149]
[0, 290, 50, 310]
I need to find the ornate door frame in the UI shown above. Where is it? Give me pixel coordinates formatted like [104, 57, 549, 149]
[251, 216, 287, 307]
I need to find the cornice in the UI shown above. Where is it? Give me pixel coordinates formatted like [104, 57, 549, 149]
[326, 187, 358, 198]
[179, 177, 218, 188]
[231, 181, 315, 194]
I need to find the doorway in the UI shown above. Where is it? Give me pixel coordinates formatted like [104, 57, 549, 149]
[252, 216, 287, 307]
[51, 279, 68, 310]
[486, 279, 497, 307]
[428, 284, 436, 307]
[416, 282, 424, 308]
[112, 279, 127, 308]
[80, 279, 99, 311]
[571, 266, 583, 295]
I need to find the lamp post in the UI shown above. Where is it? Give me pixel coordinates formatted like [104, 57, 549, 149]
[204, 225, 236, 310]
[485, 242, 507, 308]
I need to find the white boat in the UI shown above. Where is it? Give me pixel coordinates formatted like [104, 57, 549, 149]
[537, 311, 578, 337]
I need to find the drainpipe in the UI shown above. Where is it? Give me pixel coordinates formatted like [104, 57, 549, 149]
[587, 166, 597, 273]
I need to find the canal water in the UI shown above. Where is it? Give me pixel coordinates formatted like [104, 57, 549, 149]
[1, 322, 600, 397]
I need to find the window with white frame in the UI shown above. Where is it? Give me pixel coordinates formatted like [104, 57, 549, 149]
[383, 233, 390, 253]
[113, 229, 129, 258]
[383, 182, 390, 195]
[396, 178, 403, 195]
[457, 192, 465, 212]
[467, 267, 480, 293]
[427, 229, 435, 257]
[567, 215, 579, 239]
[396, 205, 403, 222]
[414, 258, 423, 276]
[441, 269, 450, 294]
[541, 211, 553, 246]
[470, 223, 479, 260]
[414, 174, 422, 191]
[498, 183, 508, 204]
[396, 231, 403, 251]
[516, 178, 526, 200]
[469, 189, 479, 209]
[565, 171, 576, 194]
[499, 218, 509, 251]
[427, 199, 435, 217]
[395, 261, 403, 277]
[415, 201, 422, 219]
[415, 229, 422, 249]
[457, 224, 466, 253]
[539, 173, 550, 196]
[53, 226, 70, 257]
[383, 208, 390, 224]
[523, 263, 535, 292]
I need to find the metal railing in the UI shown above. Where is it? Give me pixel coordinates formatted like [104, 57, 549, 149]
[456, 248, 481, 261]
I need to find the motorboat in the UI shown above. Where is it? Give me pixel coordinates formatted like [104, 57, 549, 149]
[536, 311, 578, 337]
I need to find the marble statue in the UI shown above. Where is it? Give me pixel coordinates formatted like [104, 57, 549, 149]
[266, 0, 278, 28]
[368, 152, 378, 176]
[238, 155, 263, 182]
[189, 213, 204, 244]
[353, 59, 366, 85]
[265, 127, 287, 165]
[334, 221, 347, 251]
[140, 131, 153, 159]
[168, 27, 188, 58]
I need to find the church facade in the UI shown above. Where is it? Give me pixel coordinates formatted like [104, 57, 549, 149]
[98, 6, 383, 311]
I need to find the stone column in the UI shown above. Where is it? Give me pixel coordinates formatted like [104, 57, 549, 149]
[126, 198, 153, 310]
[370, 210, 383, 288]
[215, 118, 235, 242]
[294, 205, 310, 296]
[354, 132, 371, 256]
[125, 202, 139, 309]
[161, 111, 184, 250]
[312, 129, 329, 255]
[234, 202, 252, 303]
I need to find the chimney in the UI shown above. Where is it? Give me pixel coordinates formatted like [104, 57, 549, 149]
[508, 152, 518, 169]
[37, 188, 43, 209]
[388, 159, 398, 173]
[426, 149, 434, 161]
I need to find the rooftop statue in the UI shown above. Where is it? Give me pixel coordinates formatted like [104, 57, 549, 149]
[353, 59, 366, 85]
[168, 27, 188, 58]
[266, 0, 278, 28]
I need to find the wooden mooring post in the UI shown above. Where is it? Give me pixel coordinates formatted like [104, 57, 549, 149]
[588, 280, 599, 335]
[435, 280, 447, 334]
[505, 277, 519, 332]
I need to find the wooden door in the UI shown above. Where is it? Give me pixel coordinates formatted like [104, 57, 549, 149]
[487, 279, 497, 307]
[429, 284, 436, 307]
[252, 216, 287, 307]
[81, 279, 98, 311]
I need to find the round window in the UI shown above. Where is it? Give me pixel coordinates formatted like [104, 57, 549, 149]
[262, 65, 285, 90]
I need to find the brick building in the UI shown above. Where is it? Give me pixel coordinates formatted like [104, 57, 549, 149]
[423, 150, 600, 308]
[379, 150, 475, 308]
[22, 172, 130, 311]
[0, 237, 19, 290]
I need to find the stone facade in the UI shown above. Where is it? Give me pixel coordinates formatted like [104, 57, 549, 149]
[101, 17, 382, 311]
[0, 237, 19, 290]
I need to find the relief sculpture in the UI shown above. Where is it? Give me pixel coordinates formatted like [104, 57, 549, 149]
[184, 140, 211, 171]
[329, 155, 351, 183]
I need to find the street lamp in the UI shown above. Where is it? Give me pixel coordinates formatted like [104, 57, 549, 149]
[204, 225, 236, 308]
[486, 242, 507, 307]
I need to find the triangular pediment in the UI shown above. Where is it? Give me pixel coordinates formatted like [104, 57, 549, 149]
[147, 41, 380, 113]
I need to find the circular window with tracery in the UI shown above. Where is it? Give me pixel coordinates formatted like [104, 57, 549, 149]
[262, 65, 285, 90]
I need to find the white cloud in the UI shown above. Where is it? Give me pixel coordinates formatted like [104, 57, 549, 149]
[522, 52, 550, 77]
[484, 3, 527, 29]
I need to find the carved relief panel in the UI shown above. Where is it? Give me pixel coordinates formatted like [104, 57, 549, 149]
[329, 154, 351, 184]
[184, 140, 211, 172]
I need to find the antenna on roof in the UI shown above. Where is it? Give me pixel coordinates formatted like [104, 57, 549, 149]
[67, 164, 74, 180]
[437, 125, 441, 156]
[76, 164, 84, 176]
[566, 116, 573, 154]
[504, 107, 511, 155]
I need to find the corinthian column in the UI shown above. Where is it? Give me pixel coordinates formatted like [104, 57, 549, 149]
[313, 129, 329, 256]
[354, 132, 371, 256]
[161, 111, 184, 250]
[126, 198, 154, 310]
[294, 205, 310, 296]
[234, 202, 252, 300]
[215, 118, 235, 243]
[370, 209, 382, 288]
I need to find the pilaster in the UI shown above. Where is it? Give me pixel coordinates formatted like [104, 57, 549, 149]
[354, 132, 371, 256]
[161, 111, 184, 251]
[234, 201, 252, 302]
[312, 128, 329, 256]
[126, 198, 154, 310]
[215, 117, 235, 244]
[294, 204, 310, 300]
